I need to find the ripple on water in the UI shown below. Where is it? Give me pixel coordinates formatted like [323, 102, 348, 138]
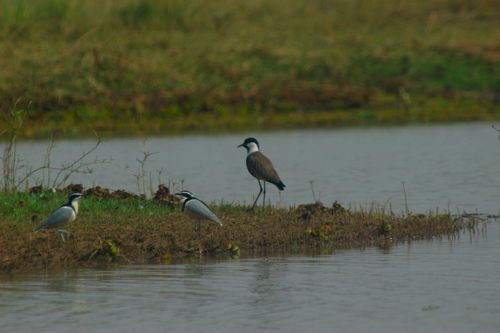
[1, 222, 500, 332]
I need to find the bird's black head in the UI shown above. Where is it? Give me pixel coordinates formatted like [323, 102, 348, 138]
[237, 137, 259, 151]
[175, 190, 194, 199]
[68, 193, 83, 203]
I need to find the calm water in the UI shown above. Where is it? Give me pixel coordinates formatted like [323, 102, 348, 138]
[2, 123, 500, 332]
[6, 122, 500, 213]
[1, 222, 499, 333]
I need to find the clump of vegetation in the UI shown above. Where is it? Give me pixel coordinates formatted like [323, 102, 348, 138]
[0, 0, 498, 137]
[0, 189, 476, 272]
[1, 103, 111, 191]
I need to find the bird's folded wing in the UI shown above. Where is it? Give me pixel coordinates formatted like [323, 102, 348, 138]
[36, 206, 75, 230]
[185, 199, 222, 225]
[247, 152, 282, 184]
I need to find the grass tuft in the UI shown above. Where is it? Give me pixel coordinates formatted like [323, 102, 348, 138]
[0, 190, 478, 271]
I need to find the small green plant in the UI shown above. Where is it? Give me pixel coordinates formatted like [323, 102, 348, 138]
[161, 253, 173, 264]
[378, 222, 393, 236]
[88, 238, 121, 261]
[227, 243, 240, 258]
[305, 225, 332, 241]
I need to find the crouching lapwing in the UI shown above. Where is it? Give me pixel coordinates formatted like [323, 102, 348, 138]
[238, 137, 285, 210]
[35, 193, 83, 242]
[175, 191, 223, 228]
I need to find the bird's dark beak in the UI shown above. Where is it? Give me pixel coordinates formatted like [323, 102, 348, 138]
[174, 192, 182, 196]
[237, 143, 244, 148]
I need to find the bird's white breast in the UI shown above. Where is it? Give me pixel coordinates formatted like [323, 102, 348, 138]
[72, 201, 79, 215]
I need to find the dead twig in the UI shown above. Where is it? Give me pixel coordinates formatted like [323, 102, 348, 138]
[402, 181, 410, 216]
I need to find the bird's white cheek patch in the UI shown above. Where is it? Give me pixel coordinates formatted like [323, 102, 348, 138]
[247, 142, 259, 155]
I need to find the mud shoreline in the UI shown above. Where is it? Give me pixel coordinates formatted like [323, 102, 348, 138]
[0, 185, 477, 272]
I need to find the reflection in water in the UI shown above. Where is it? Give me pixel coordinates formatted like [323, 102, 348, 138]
[4, 122, 500, 213]
[249, 259, 289, 331]
[1, 222, 499, 333]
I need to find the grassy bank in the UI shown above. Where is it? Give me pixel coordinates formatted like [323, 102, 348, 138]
[0, 0, 498, 137]
[0, 189, 475, 272]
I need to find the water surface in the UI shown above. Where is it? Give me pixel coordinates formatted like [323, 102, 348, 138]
[5, 122, 500, 212]
[1, 222, 499, 333]
[3, 123, 499, 332]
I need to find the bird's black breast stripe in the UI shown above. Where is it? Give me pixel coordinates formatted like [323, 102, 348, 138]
[182, 197, 194, 211]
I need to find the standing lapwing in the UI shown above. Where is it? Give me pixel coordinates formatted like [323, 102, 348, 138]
[35, 193, 83, 242]
[238, 137, 285, 210]
[175, 191, 223, 229]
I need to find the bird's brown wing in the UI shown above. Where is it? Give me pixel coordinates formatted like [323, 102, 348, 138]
[246, 152, 283, 185]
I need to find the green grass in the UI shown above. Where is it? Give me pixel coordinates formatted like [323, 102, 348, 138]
[0, 190, 478, 271]
[0, 191, 176, 224]
[0, 190, 257, 226]
[0, 0, 498, 137]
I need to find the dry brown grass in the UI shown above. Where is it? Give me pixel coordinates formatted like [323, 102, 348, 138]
[0, 0, 498, 136]
[0, 201, 471, 272]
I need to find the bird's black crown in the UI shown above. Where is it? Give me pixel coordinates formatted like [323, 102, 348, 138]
[68, 193, 83, 202]
[175, 190, 194, 198]
[239, 137, 259, 148]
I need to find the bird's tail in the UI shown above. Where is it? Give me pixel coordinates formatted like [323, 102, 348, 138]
[34, 221, 47, 232]
[276, 181, 286, 191]
[213, 216, 223, 226]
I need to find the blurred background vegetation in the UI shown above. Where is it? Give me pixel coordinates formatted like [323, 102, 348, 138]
[0, 0, 498, 136]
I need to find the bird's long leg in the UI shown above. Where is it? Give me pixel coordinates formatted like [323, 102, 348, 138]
[57, 229, 69, 242]
[197, 219, 203, 256]
[251, 180, 263, 210]
[262, 181, 266, 208]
